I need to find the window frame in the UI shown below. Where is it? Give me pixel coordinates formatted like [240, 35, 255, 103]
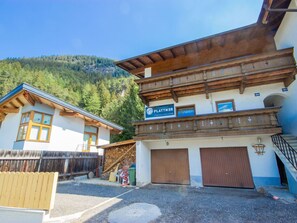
[215, 99, 236, 113]
[176, 105, 196, 118]
[83, 125, 98, 152]
[16, 111, 53, 143]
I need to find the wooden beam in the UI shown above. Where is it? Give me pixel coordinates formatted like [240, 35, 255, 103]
[284, 72, 296, 87]
[23, 91, 35, 106]
[0, 108, 19, 113]
[32, 95, 42, 104]
[147, 55, 156, 63]
[59, 111, 79, 117]
[85, 120, 102, 127]
[0, 113, 6, 121]
[157, 53, 165, 61]
[9, 101, 18, 109]
[129, 60, 141, 68]
[15, 97, 24, 107]
[170, 90, 178, 103]
[136, 58, 145, 66]
[169, 49, 176, 58]
[139, 95, 149, 106]
[239, 81, 246, 94]
[126, 62, 137, 69]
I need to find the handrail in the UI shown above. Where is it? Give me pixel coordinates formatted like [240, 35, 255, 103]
[271, 134, 297, 171]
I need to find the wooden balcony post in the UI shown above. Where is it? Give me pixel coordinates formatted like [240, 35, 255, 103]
[193, 120, 198, 131]
[135, 125, 139, 135]
[270, 112, 278, 126]
[139, 83, 142, 92]
[163, 123, 166, 134]
[170, 77, 173, 87]
[228, 117, 233, 129]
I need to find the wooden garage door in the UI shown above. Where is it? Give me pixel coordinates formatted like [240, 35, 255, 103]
[200, 147, 254, 188]
[151, 149, 190, 185]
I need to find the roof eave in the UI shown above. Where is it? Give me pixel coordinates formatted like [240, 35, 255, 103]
[0, 83, 124, 131]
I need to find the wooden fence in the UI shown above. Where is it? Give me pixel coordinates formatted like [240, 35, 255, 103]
[0, 150, 102, 178]
[0, 172, 58, 210]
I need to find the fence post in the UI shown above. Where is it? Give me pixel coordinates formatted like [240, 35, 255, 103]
[37, 150, 43, 172]
[64, 157, 69, 177]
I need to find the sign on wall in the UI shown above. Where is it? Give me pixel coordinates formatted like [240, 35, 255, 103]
[145, 104, 174, 118]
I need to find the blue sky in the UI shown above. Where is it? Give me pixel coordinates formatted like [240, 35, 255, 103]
[0, 0, 262, 60]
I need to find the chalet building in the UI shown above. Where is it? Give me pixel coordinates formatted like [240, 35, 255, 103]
[0, 83, 123, 152]
[116, 0, 297, 193]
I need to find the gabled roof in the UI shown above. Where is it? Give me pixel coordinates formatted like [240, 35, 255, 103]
[0, 83, 123, 133]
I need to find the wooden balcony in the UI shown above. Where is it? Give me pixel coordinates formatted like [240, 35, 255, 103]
[136, 48, 296, 105]
[133, 107, 281, 140]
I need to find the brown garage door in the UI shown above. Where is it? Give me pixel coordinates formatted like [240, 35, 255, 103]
[200, 147, 254, 188]
[151, 149, 190, 185]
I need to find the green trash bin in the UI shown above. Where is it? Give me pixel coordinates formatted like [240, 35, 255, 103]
[129, 167, 136, 186]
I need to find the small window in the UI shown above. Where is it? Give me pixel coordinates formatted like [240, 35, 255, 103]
[21, 113, 30, 124]
[29, 126, 40, 140]
[85, 125, 98, 134]
[17, 125, 28, 140]
[216, 100, 235, 113]
[33, 112, 42, 123]
[176, 105, 195, 117]
[16, 111, 52, 142]
[43, 115, 52, 125]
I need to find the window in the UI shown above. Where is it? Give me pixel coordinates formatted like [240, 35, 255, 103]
[176, 105, 195, 117]
[83, 125, 98, 152]
[216, 100, 236, 113]
[17, 112, 30, 140]
[17, 111, 53, 142]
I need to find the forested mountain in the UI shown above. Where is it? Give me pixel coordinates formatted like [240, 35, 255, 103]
[0, 56, 144, 142]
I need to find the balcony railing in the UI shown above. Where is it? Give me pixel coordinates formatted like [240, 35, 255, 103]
[134, 107, 281, 140]
[136, 48, 296, 104]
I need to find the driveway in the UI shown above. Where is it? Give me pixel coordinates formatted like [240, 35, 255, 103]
[53, 182, 297, 223]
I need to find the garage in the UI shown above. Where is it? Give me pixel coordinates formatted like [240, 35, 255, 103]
[151, 149, 190, 185]
[200, 147, 254, 188]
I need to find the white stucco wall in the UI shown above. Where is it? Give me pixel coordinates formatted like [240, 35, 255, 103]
[136, 141, 151, 186]
[147, 83, 288, 120]
[274, 0, 297, 136]
[98, 127, 110, 146]
[47, 108, 84, 151]
[274, 0, 297, 59]
[0, 111, 22, 149]
[136, 135, 280, 187]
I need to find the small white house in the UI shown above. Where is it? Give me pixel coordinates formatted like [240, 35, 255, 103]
[0, 83, 123, 152]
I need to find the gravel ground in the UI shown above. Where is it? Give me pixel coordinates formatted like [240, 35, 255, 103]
[74, 184, 297, 223]
[51, 181, 131, 218]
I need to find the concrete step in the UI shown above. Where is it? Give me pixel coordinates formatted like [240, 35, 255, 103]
[282, 135, 297, 140]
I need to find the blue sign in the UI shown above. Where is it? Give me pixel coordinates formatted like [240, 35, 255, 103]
[282, 87, 288, 92]
[145, 104, 174, 118]
[254, 92, 260, 97]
